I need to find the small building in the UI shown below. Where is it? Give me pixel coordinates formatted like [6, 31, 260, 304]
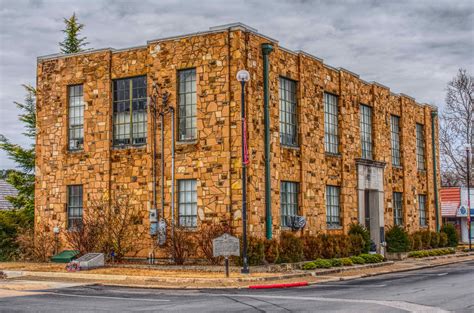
[0, 179, 18, 211]
[441, 187, 474, 243]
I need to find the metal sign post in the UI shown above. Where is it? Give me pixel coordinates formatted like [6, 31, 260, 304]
[213, 233, 240, 278]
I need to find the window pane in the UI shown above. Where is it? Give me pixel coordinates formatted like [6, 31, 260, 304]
[280, 181, 298, 227]
[67, 185, 83, 230]
[113, 76, 147, 146]
[326, 185, 340, 227]
[178, 69, 197, 141]
[393, 192, 403, 226]
[178, 179, 197, 227]
[391, 115, 401, 166]
[418, 195, 427, 227]
[68, 85, 84, 150]
[324, 93, 339, 153]
[360, 105, 373, 159]
[416, 124, 425, 170]
[279, 78, 298, 146]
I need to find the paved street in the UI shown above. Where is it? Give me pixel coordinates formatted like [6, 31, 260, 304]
[1, 260, 473, 312]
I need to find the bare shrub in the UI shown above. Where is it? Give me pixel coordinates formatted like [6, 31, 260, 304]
[196, 221, 230, 264]
[16, 226, 54, 262]
[165, 226, 196, 265]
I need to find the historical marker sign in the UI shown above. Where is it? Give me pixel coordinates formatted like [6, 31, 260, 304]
[213, 233, 240, 257]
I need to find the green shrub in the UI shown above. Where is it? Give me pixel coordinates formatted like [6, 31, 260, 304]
[420, 231, 432, 249]
[302, 234, 321, 261]
[359, 253, 384, 263]
[340, 257, 353, 266]
[247, 237, 265, 266]
[263, 239, 279, 264]
[302, 261, 317, 270]
[439, 232, 448, 247]
[312, 258, 332, 268]
[348, 234, 365, 256]
[386, 225, 410, 252]
[350, 255, 366, 264]
[348, 224, 371, 253]
[408, 247, 456, 258]
[430, 232, 440, 249]
[412, 233, 423, 250]
[330, 258, 343, 267]
[278, 232, 304, 263]
[440, 224, 458, 247]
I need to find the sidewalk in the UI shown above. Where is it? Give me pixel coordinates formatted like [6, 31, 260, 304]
[2, 252, 473, 289]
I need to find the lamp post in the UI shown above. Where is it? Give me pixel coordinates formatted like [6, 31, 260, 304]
[237, 69, 250, 274]
[465, 144, 472, 251]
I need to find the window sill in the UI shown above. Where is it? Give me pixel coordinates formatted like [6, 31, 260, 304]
[281, 144, 300, 150]
[325, 152, 341, 158]
[176, 140, 198, 146]
[67, 149, 84, 154]
[417, 169, 427, 174]
[392, 165, 403, 170]
[112, 144, 147, 151]
[327, 225, 342, 230]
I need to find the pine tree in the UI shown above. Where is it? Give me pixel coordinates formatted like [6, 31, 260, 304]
[59, 13, 89, 54]
[0, 85, 36, 260]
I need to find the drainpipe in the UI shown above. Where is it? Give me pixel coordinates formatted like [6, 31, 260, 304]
[262, 43, 273, 239]
[431, 110, 440, 231]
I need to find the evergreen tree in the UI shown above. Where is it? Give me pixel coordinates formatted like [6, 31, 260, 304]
[59, 13, 89, 54]
[0, 85, 36, 260]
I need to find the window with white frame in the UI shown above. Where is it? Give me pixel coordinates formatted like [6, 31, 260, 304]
[178, 179, 197, 227]
[416, 123, 426, 170]
[391, 115, 401, 166]
[280, 181, 298, 227]
[419, 194, 427, 227]
[324, 92, 339, 154]
[68, 85, 84, 150]
[326, 185, 340, 227]
[393, 192, 403, 226]
[178, 69, 197, 141]
[279, 77, 298, 146]
[360, 104, 373, 159]
[67, 185, 83, 230]
[113, 76, 147, 146]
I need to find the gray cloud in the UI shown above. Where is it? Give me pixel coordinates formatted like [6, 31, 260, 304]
[1, 0, 473, 169]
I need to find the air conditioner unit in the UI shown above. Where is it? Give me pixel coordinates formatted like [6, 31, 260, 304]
[290, 215, 306, 230]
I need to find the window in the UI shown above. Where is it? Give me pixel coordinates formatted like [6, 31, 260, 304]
[360, 104, 373, 159]
[113, 76, 147, 146]
[390, 115, 401, 166]
[326, 185, 341, 227]
[393, 192, 403, 226]
[68, 85, 84, 150]
[280, 181, 298, 227]
[279, 77, 298, 146]
[178, 179, 197, 227]
[324, 93, 339, 153]
[67, 185, 83, 230]
[416, 123, 426, 170]
[419, 194, 427, 227]
[178, 69, 197, 141]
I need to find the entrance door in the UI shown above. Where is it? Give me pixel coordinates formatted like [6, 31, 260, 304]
[364, 189, 381, 249]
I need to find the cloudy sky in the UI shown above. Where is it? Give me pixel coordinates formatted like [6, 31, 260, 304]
[0, 0, 473, 169]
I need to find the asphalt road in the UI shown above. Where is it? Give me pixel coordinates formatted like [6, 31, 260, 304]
[1, 260, 473, 312]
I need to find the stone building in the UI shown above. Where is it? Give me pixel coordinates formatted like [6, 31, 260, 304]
[36, 23, 441, 256]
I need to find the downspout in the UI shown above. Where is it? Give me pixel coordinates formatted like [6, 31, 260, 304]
[262, 43, 273, 239]
[431, 110, 440, 231]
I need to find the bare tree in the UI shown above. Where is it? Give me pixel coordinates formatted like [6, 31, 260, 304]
[439, 69, 473, 186]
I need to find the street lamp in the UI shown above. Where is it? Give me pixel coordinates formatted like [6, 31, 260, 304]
[237, 69, 250, 274]
[465, 143, 472, 251]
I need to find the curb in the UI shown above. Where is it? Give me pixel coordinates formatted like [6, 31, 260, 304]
[249, 282, 308, 289]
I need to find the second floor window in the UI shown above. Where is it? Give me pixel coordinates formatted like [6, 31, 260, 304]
[67, 185, 83, 230]
[178, 69, 197, 141]
[279, 77, 298, 146]
[360, 104, 373, 159]
[391, 115, 401, 166]
[324, 93, 339, 154]
[418, 194, 427, 227]
[178, 179, 197, 228]
[416, 123, 426, 170]
[326, 185, 341, 227]
[68, 85, 84, 150]
[281, 181, 298, 227]
[393, 192, 403, 226]
[113, 76, 147, 146]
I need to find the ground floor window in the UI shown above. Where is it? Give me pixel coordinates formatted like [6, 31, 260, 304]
[326, 185, 340, 227]
[280, 181, 298, 227]
[393, 192, 403, 226]
[178, 179, 197, 228]
[418, 194, 427, 227]
[67, 185, 83, 229]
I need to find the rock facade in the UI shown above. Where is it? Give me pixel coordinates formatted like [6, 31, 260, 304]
[36, 24, 441, 257]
